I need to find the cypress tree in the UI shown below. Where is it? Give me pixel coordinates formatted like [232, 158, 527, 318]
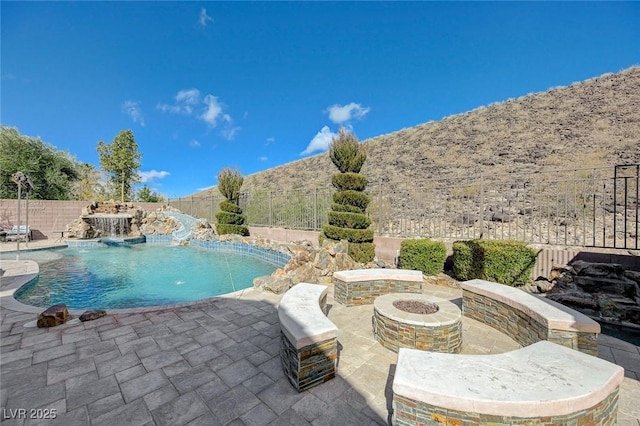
[321, 129, 375, 262]
[216, 167, 249, 236]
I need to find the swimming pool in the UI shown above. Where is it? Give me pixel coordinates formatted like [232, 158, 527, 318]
[11, 243, 281, 309]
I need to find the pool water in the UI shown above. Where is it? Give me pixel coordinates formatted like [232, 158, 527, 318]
[12, 244, 278, 309]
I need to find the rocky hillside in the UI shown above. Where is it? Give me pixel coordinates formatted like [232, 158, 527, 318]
[198, 67, 640, 195]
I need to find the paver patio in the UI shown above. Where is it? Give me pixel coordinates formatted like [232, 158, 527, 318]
[1, 254, 639, 425]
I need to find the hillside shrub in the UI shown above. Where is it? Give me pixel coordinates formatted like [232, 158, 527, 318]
[331, 173, 368, 192]
[327, 211, 371, 229]
[321, 129, 375, 263]
[452, 240, 537, 286]
[399, 239, 447, 276]
[216, 167, 249, 236]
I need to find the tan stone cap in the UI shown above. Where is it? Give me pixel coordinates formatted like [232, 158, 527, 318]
[278, 283, 338, 349]
[394, 341, 624, 417]
[333, 268, 423, 282]
[462, 279, 600, 333]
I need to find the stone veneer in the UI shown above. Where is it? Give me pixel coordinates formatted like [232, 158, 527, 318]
[392, 342, 624, 426]
[393, 389, 619, 426]
[278, 284, 338, 392]
[373, 293, 461, 353]
[333, 269, 423, 306]
[462, 279, 599, 355]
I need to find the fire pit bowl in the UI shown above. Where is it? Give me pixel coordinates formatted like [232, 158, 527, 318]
[372, 293, 462, 353]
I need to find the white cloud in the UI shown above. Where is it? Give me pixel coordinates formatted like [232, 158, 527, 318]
[139, 170, 170, 183]
[259, 156, 268, 161]
[221, 126, 240, 140]
[122, 101, 145, 126]
[300, 126, 337, 156]
[199, 95, 223, 126]
[189, 140, 201, 148]
[265, 137, 275, 146]
[199, 8, 213, 26]
[326, 102, 370, 124]
[157, 88, 200, 114]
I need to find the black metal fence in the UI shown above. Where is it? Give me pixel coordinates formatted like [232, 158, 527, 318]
[169, 164, 639, 249]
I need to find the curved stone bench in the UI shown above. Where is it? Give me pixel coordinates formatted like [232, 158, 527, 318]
[333, 268, 423, 306]
[462, 279, 600, 355]
[278, 283, 338, 392]
[393, 341, 624, 425]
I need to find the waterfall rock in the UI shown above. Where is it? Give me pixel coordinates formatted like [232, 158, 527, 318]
[546, 260, 640, 325]
[37, 304, 70, 328]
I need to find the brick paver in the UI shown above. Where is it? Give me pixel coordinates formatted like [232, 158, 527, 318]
[1, 259, 639, 425]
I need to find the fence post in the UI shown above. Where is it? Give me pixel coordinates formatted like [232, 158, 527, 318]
[210, 193, 214, 223]
[479, 175, 484, 239]
[269, 191, 273, 227]
[313, 188, 318, 230]
[378, 181, 383, 234]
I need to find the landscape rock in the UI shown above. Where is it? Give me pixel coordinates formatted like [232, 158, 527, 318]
[37, 304, 69, 328]
[79, 310, 107, 322]
[547, 260, 640, 325]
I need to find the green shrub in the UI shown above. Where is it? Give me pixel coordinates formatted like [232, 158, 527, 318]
[219, 200, 242, 214]
[399, 239, 447, 276]
[331, 173, 368, 192]
[322, 224, 374, 243]
[333, 190, 370, 211]
[217, 167, 244, 203]
[452, 241, 475, 281]
[216, 223, 250, 236]
[328, 211, 371, 229]
[329, 129, 366, 173]
[348, 242, 376, 264]
[331, 203, 363, 214]
[452, 240, 537, 286]
[215, 211, 246, 225]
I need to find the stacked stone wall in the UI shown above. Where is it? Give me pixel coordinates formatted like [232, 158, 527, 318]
[334, 278, 422, 306]
[393, 387, 619, 426]
[462, 289, 598, 355]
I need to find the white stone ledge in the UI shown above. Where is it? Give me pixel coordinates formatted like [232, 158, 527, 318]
[278, 283, 338, 350]
[461, 279, 600, 333]
[333, 268, 423, 283]
[394, 341, 624, 417]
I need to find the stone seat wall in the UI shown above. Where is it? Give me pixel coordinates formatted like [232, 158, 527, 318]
[461, 279, 601, 355]
[333, 269, 423, 306]
[278, 283, 338, 392]
[393, 341, 624, 425]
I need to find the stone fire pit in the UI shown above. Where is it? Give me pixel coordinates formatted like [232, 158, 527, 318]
[372, 293, 462, 353]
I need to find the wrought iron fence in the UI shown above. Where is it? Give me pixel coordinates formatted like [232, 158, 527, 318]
[169, 164, 639, 249]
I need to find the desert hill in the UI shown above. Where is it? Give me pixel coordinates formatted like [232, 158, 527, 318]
[197, 67, 640, 196]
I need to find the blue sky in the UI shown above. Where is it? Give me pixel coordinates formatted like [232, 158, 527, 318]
[2, 2, 638, 198]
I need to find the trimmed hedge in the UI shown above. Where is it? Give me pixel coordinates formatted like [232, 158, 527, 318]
[348, 242, 376, 264]
[399, 239, 447, 276]
[328, 211, 371, 229]
[215, 211, 246, 225]
[219, 200, 243, 214]
[322, 224, 374, 243]
[216, 223, 250, 236]
[331, 173, 368, 192]
[333, 190, 370, 211]
[452, 240, 537, 286]
[331, 203, 363, 214]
